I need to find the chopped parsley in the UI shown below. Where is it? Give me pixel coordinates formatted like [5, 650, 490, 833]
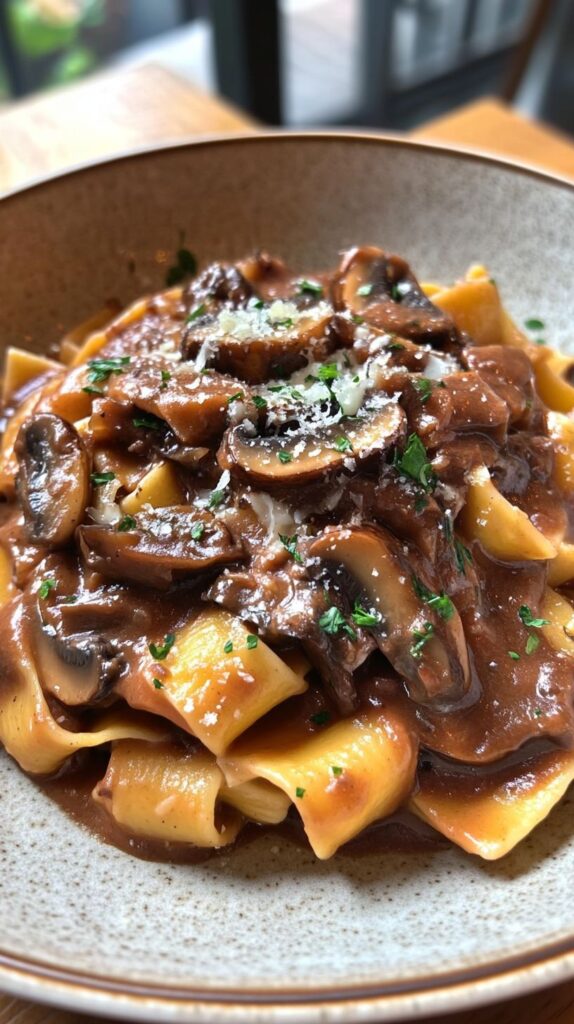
[518, 605, 550, 629]
[186, 303, 206, 322]
[63, 595, 77, 604]
[279, 533, 303, 565]
[414, 494, 428, 514]
[90, 471, 116, 486]
[295, 786, 306, 798]
[352, 314, 364, 325]
[82, 384, 104, 395]
[118, 514, 137, 532]
[388, 341, 405, 352]
[351, 601, 381, 627]
[412, 377, 434, 404]
[410, 622, 434, 659]
[331, 765, 343, 776]
[298, 279, 323, 297]
[191, 522, 205, 541]
[310, 710, 330, 726]
[395, 433, 436, 491]
[228, 392, 244, 404]
[208, 488, 226, 510]
[334, 435, 352, 453]
[132, 412, 163, 431]
[526, 634, 540, 655]
[318, 606, 356, 641]
[152, 678, 164, 690]
[149, 634, 175, 660]
[454, 538, 473, 575]
[252, 395, 268, 409]
[166, 247, 197, 287]
[391, 284, 401, 301]
[87, 356, 130, 385]
[508, 650, 520, 661]
[357, 283, 373, 297]
[246, 634, 258, 650]
[160, 369, 171, 389]
[524, 318, 545, 331]
[533, 707, 543, 718]
[318, 363, 340, 383]
[38, 578, 56, 599]
[412, 577, 455, 621]
[274, 317, 294, 329]
[277, 451, 293, 464]
[223, 640, 234, 654]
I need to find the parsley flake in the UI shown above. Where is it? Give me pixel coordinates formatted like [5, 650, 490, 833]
[411, 577, 455, 620]
[395, 433, 436, 491]
[331, 765, 343, 776]
[149, 634, 175, 660]
[153, 678, 164, 690]
[90, 471, 116, 486]
[160, 369, 171, 389]
[208, 488, 226, 510]
[410, 622, 434, 659]
[518, 605, 550, 629]
[298, 279, 323, 297]
[413, 377, 434, 404]
[295, 786, 306, 798]
[246, 634, 258, 650]
[278, 451, 293, 464]
[252, 395, 268, 409]
[228, 392, 244, 404]
[454, 539, 473, 575]
[351, 601, 381, 627]
[334, 435, 352, 453]
[191, 522, 205, 541]
[279, 533, 303, 565]
[318, 606, 356, 640]
[357, 283, 373, 297]
[524, 318, 545, 331]
[82, 384, 104, 395]
[526, 634, 540, 655]
[223, 640, 233, 654]
[186, 303, 206, 322]
[132, 412, 163, 431]
[508, 650, 520, 661]
[318, 363, 339, 383]
[87, 356, 130, 385]
[118, 514, 136, 532]
[38, 578, 56, 599]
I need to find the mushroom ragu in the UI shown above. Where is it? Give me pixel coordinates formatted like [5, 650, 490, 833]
[0, 244, 574, 863]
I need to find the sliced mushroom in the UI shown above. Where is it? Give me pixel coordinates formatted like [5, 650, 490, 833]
[184, 261, 254, 310]
[220, 398, 405, 486]
[182, 303, 341, 384]
[309, 525, 471, 708]
[78, 506, 243, 589]
[107, 362, 242, 445]
[26, 590, 122, 707]
[333, 246, 457, 346]
[15, 414, 89, 546]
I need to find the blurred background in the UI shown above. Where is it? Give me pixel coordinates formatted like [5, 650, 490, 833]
[0, 0, 571, 134]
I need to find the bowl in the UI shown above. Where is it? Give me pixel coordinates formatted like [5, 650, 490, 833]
[0, 132, 573, 1023]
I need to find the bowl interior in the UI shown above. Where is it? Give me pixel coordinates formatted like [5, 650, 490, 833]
[0, 135, 573, 1021]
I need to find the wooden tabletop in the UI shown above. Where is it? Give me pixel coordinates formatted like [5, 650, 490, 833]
[0, 63, 573, 1024]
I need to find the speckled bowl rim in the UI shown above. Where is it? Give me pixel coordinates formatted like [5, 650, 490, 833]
[0, 131, 573, 1023]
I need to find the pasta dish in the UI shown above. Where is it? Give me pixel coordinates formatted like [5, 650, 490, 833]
[1, 244, 573, 861]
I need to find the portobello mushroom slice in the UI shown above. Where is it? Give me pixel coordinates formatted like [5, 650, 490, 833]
[182, 301, 340, 384]
[15, 414, 89, 546]
[78, 506, 243, 589]
[333, 246, 457, 346]
[309, 525, 471, 708]
[26, 590, 122, 707]
[220, 397, 405, 486]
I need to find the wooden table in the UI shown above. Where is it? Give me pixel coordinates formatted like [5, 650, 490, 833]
[0, 64, 573, 1024]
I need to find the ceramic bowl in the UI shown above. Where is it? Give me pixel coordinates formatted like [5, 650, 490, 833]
[0, 133, 573, 1023]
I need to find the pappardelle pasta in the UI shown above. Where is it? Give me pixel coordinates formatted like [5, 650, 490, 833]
[1, 244, 574, 862]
